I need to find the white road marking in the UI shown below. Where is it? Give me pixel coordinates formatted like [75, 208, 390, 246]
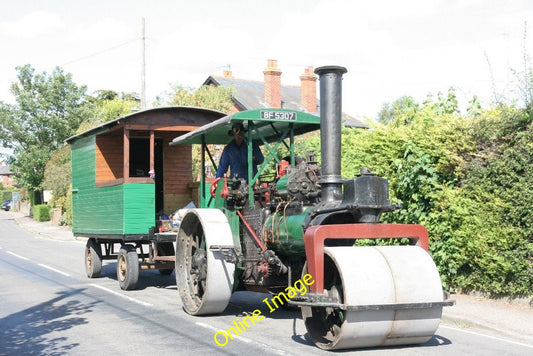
[6, 251, 29, 260]
[195, 322, 219, 331]
[441, 324, 533, 348]
[195, 322, 287, 354]
[89, 283, 153, 307]
[196, 321, 253, 343]
[37, 263, 71, 277]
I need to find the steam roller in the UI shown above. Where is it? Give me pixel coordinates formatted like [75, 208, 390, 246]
[170, 65, 454, 351]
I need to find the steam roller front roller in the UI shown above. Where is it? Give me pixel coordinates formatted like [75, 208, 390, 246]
[176, 209, 235, 315]
[302, 245, 445, 350]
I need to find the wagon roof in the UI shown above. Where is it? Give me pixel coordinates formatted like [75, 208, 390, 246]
[66, 106, 226, 143]
[169, 108, 320, 146]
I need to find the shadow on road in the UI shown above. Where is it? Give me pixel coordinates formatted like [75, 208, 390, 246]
[97, 261, 176, 290]
[0, 288, 99, 355]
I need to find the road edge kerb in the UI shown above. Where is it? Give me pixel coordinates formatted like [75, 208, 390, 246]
[9, 211, 86, 242]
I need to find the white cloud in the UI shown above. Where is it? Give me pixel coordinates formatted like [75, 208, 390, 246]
[1, 11, 65, 38]
[1, 0, 532, 118]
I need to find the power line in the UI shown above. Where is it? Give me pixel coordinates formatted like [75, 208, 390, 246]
[61, 38, 139, 66]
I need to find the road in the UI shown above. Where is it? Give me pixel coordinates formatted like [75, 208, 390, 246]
[0, 210, 532, 355]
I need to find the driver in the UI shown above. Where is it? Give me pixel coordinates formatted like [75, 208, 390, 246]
[216, 123, 264, 180]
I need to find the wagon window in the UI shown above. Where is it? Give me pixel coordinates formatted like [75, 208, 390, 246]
[129, 138, 150, 177]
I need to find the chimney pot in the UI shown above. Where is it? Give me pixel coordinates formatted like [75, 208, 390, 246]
[266, 59, 279, 69]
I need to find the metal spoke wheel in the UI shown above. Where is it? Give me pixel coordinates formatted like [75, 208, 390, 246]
[117, 244, 139, 290]
[176, 209, 235, 315]
[85, 238, 102, 278]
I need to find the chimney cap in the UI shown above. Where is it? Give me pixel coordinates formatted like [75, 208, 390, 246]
[314, 66, 347, 76]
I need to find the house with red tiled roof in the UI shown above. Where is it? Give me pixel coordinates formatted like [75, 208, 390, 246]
[203, 59, 367, 129]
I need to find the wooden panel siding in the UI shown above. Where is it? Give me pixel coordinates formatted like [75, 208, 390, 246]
[161, 133, 193, 211]
[80, 184, 125, 234]
[165, 194, 193, 213]
[124, 108, 221, 128]
[123, 129, 130, 182]
[71, 136, 125, 234]
[125, 124, 199, 132]
[123, 183, 155, 234]
[71, 136, 96, 232]
[96, 133, 123, 183]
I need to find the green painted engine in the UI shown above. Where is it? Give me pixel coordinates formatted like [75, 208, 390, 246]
[212, 158, 394, 294]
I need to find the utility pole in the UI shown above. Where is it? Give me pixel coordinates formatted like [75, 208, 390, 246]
[141, 17, 146, 110]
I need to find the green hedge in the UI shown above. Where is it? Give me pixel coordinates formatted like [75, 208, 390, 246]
[32, 204, 51, 222]
[300, 100, 533, 297]
[1, 191, 12, 202]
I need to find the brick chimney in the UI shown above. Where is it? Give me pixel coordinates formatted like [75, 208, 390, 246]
[263, 59, 282, 108]
[300, 66, 317, 113]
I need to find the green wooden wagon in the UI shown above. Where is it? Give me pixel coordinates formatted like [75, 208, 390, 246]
[67, 106, 225, 290]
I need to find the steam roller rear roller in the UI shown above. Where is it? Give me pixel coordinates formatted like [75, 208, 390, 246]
[302, 245, 444, 350]
[175, 209, 235, 315]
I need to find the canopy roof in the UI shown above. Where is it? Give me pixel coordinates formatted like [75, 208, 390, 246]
[170, 109, 320, 146]
[66, 106, 226, 143]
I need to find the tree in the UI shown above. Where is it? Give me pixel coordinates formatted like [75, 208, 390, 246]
[466, 95, 482, 117]
[0, 65, 87, 197]
[166, 84, 234, 112]
[423, 88, 460, 115]
[87, 90, 140, 104]
[77, 95, 140, 134]
[436, 87, 460, 115]
[89, 89, 118, 101]
[378, 96, 419, 125]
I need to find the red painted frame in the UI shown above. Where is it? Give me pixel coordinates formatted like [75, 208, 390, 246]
[303, 223, 429, 294]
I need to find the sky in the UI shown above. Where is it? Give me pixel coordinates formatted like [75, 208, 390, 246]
[1, 0, 532, 122]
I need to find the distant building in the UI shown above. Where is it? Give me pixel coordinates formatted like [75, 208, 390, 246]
[203, 59, 367, 129]
[0, 164, 14, 186]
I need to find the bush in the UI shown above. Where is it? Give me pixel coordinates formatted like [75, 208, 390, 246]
[2, 191, 12, 202]
[32, 204, 51, 222]
[42, 146, 71, 206]
[62, 187, 73, 226]
[321, 98, 533, 297]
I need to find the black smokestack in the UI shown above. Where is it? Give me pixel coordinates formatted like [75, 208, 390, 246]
[314, 65, 347, 202]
